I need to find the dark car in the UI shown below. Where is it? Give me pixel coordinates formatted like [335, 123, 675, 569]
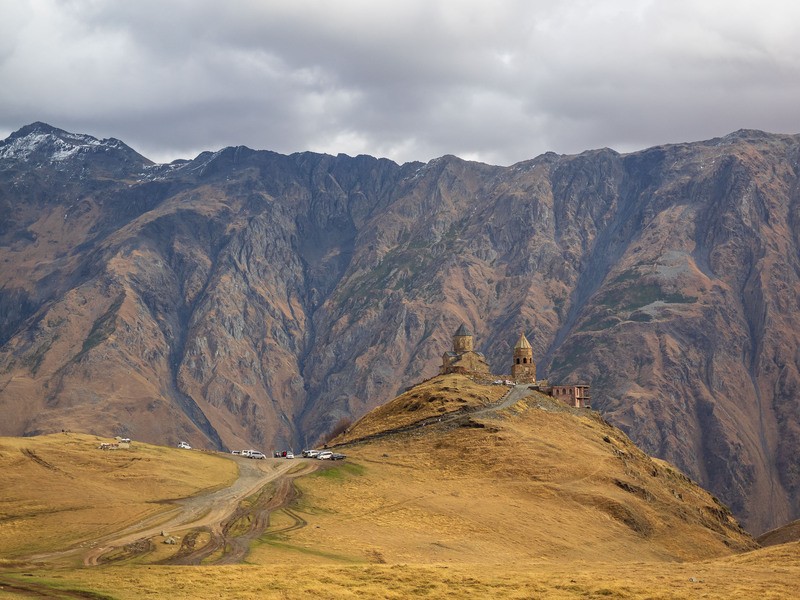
[330, 453, 346, 460]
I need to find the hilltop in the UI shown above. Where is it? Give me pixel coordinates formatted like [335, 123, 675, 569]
[305, 374, 756, 564]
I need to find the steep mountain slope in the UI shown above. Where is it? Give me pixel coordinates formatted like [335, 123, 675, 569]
[0, 123, 798, 533]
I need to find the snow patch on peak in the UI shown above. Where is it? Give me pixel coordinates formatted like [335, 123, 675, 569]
[0, 131, 99, 162]
[0, 123, 133, 165]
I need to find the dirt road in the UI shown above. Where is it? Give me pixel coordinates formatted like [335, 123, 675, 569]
[82, 457, 298, 566]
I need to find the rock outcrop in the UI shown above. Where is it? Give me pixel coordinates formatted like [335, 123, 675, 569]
[1, 123, 799, 533]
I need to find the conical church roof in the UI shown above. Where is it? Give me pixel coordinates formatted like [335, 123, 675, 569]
[454, 323, 472, 337]
[514, 333, 532, 349]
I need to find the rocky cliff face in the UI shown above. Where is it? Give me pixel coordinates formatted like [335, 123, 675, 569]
[1, 122, 798, 533]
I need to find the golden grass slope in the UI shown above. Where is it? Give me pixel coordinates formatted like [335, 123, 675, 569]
[287, 375, 755, 567]
[0, 432, 236, 559]
[332, 373, 508, 443]
[9, 543, 799, 600]
[3, 375, 797, 599]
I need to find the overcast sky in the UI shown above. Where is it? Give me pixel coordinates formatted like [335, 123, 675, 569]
[1, 0, 799, 165]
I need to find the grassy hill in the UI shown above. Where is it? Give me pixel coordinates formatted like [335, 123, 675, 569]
[0, 432, 236, 561]
[757, 518, 800, 547]
[2, 375, 799, 598]
[299, 374, 755, 564]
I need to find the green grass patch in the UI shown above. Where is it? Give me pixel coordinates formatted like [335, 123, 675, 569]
[611, 268, 642, 285]
[309, 462, 365, 480]
[628, 311, 653, 322]
[579, 312, 621, 332]
[597, 283, 696, 313]
[0, 575, 116, 600]
[252, 537, 363, 563]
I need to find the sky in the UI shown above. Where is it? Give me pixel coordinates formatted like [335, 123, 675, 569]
[1, 0, 799, 166]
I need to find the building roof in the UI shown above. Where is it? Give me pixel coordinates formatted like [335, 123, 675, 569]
[454, 323, 472, 337]
[514, 333, 532, 349]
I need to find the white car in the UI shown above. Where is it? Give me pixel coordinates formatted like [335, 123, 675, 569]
[317, 451, 333, 460]
[249, 451, 266, 459]
[285, 452, 295, 459]
[178, 441, 191, 449]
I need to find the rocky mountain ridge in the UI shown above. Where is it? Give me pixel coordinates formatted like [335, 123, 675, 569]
[0, 122, 798, 533]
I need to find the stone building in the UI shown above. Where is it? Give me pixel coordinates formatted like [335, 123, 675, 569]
[438, 325, 590, 408]
[538, 384, 591, 408]
[510, 333, 536, 383]
[439, 324, 491, 376]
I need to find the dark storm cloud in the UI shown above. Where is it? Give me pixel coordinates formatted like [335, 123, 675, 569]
[1, 0, 798, 164]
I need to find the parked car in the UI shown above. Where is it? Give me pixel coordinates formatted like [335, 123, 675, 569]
[317, 451, 333, 460]
[241, 450, 252, 458]
[330, 453, 346, 460]
[249, 451, 266, 459]
[231, 450, 241, 455]
[302, 449, 320, 458]
[178, 441, 191, 449]
[285, 452, 294, 459]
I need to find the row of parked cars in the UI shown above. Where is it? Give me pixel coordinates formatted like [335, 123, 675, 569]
[231, 449, 267, 459]
[230, 448, 346, 461]
[269, 449, 346, 460]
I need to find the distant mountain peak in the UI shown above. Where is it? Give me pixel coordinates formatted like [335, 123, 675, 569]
[0, 122, 152, 169]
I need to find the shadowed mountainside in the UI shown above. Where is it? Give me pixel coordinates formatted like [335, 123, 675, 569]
[1, 122, 799, 533]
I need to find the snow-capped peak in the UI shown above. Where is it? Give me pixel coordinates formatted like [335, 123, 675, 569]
[0, 122, 136, 165]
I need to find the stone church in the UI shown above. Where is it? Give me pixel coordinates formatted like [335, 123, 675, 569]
[439, 324, 536, 381]
[438, 324, 491, 376]
[438, 324, 590, 408]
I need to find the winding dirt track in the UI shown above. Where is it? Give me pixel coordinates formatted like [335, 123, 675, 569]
[81, 457, 300, 566]
[161, 460, 317, 565]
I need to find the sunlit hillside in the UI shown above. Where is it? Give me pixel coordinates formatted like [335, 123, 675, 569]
[2, 376, 798, 598]
[0, 433, 236, 560]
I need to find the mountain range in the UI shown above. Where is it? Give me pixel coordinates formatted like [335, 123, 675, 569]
[1, 122, 798, 534]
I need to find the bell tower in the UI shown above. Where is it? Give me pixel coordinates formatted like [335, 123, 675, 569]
[453, 323, 473, 353]
[511, 333, 536, 383]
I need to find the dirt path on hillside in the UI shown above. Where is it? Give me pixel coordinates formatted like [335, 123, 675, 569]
[78, 457, 298, 566]
[330, 384, 536, 448]
[160, 461, 317, 566]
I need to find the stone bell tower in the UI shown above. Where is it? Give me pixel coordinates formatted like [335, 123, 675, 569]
[511, 333, 536, 383]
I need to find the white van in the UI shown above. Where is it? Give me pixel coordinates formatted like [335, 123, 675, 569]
[317, 451, 333, 460]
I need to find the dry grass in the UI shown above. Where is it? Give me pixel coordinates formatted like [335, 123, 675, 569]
[0, 383, 795, 599]
[757, 518, 800, 547]
[4, 545, 798, 600]
[283, 389, 754, 567]
[0, 432, 236, 559]
[332, 374, 508, 444]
